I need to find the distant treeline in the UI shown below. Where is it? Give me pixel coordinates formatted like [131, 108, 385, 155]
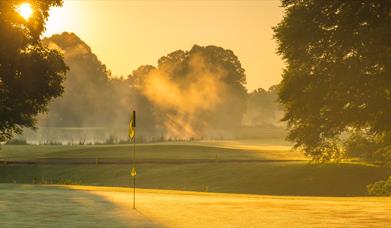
[37, 32, 283, 141]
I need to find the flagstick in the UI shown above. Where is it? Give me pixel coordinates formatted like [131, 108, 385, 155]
[133, 129, 136, 209]
[129, 110, 136, 209]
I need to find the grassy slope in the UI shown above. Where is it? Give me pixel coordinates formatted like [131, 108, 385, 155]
[1, 184, 390, 227]
[0, 142, 302, 160]
[0, 142, 389, 196]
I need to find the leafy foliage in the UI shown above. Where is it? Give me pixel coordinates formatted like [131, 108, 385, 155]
[0, 0, 68, 141]
[344, 131, 391, 163]
[131, 45, 247, 138]
[38, 35, 250, 140]
[367, 176, 391, 196]
[274, 0, 391, 160]
[5, 138, 28, 145]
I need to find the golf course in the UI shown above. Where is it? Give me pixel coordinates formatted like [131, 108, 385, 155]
[1, 141, 390, 227]
[1, 0, 390, 226]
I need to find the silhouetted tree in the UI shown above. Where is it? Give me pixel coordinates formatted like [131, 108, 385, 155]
[130, 45, 247, 138]
[41, 32, 110, 127]
[40, 32, 132, 129]
[0, 0, 67, 141]
[129, 65, 160, 137]
[189, 45, 247, 129]
[274, 0, 391, 160]
[244, 85, 283, 127]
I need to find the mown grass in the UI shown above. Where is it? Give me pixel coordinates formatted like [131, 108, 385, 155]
[0, 184, 154, 227]
[0, 162, 388, 196]
[1, 184, 391, 227]
[0, 143, 304, 160]
[0, 143, 388, 196]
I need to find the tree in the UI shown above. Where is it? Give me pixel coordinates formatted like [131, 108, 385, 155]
[0, 0, 67, 141]
[243, 85, 283, 127]
[186, 45, 247, 130]
[129, 65, 161, 138]
[40, 32, 112, 127]
[274, 0, 391, 160]
[130, 45, 247, 139]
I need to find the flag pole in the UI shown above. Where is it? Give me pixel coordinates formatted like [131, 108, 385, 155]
[133, 114, 136, 209]
[132, 110, 136, 209]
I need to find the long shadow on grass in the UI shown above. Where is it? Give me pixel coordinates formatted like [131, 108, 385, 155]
[0, 184, 157, 227]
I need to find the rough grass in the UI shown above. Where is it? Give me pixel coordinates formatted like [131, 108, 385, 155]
[1, 184, 390, 227]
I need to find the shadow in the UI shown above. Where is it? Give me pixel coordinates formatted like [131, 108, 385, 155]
[0, 184, 158, 227]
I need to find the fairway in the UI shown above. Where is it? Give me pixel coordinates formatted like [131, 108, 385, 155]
[0, 143, 388, 196]
[0, 140, 301, 161]
[1, 184, 390, 227]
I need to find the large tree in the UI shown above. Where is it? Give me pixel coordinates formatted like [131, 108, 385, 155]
[130, 45, 247, 139]
[0, 0, 67, 141]
[40, 32, 113, 127]
[274, 0, 391, 160]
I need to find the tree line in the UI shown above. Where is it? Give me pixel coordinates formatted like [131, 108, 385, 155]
[36, 32, 283, 141]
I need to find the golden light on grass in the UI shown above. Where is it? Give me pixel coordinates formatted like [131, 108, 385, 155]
[16, 3, 33, 20]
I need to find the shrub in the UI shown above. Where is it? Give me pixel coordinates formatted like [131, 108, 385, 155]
[5, 138, 28, 145]
[344, 133, 381, 160]
[344, 131, 391, 163]
[41, 140, 62, 145]
[104, 135, 117, 144]
[367, 177, 391, 196]
[375, 146, 391, 169]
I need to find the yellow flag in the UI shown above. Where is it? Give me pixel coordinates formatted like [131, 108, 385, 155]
[128, 111, 135, 140]
[131, 167, 137, 177]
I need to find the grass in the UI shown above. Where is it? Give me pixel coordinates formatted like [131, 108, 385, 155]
[0, 141, 302, 161]
[0, 142, 389, 227]
[0, 142, 389, 196]
[1, 184, 390, 227]
[0, 162, 388, 196]
[0, 184, 154, 227]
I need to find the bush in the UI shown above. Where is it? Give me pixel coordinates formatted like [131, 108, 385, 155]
[41, 140, 62, 145]
[367, 177, 391, 196]
[344, 132, 381, 160]
[344, 131, 391, 163]
[104, 135, 118, 144]
[5, 138, 28, 145]
[375, 146, 391, 169]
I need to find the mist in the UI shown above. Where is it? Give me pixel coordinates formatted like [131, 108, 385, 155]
[136, 54, 230, 139]
[16, 32, 285, 144]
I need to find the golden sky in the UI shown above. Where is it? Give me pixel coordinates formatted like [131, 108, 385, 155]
[44, 0, 284, 91]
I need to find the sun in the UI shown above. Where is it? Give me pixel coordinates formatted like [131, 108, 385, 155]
[16, 3, 33, 20]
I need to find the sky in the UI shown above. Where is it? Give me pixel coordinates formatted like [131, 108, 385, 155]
[44, 0, 284, 91]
